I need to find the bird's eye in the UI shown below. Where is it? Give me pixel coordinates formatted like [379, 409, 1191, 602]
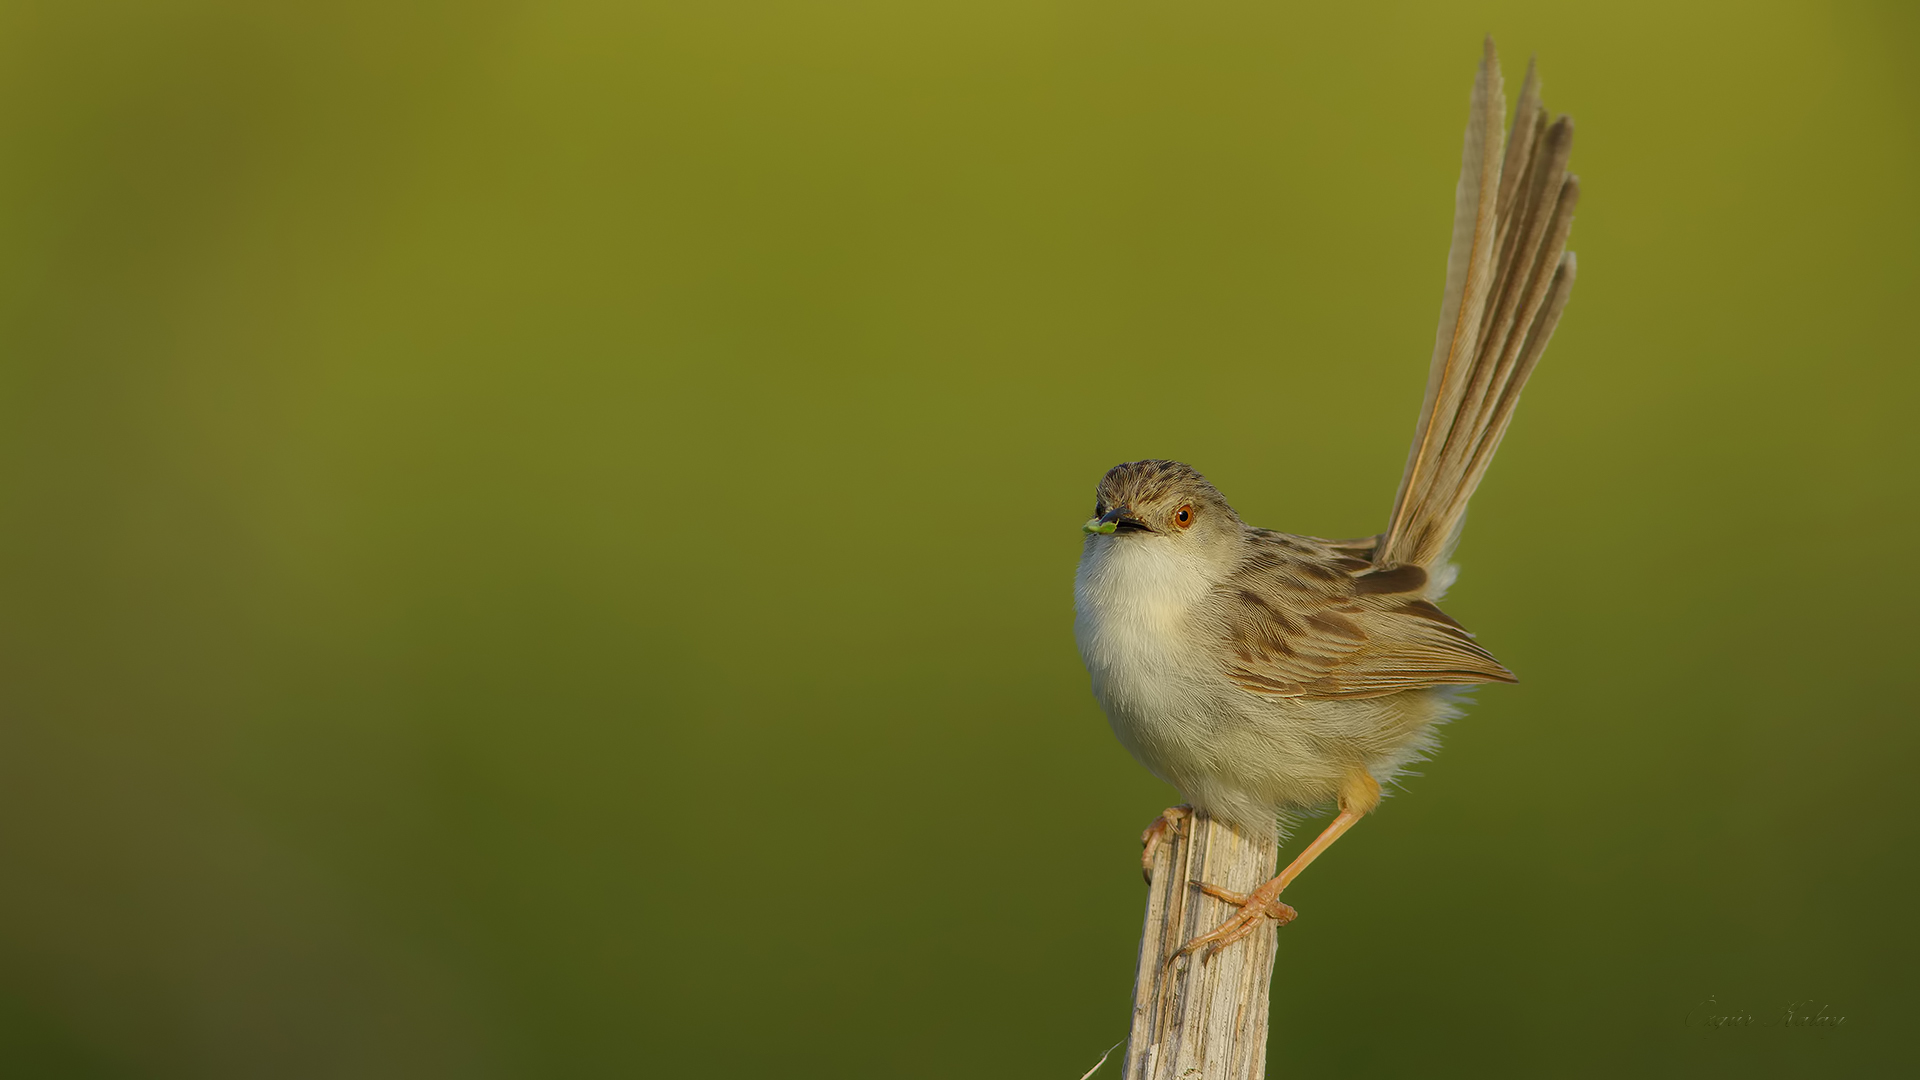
[1174, 505, 1193, 528]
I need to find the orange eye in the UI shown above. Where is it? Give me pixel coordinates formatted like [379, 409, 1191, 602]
[1174, 505, 1193, 528]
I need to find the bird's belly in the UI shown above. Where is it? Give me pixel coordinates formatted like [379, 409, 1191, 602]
[1074, 598, 1222, 786]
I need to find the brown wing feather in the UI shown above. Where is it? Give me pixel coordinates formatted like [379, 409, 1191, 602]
[1209, 532, 1515, 700]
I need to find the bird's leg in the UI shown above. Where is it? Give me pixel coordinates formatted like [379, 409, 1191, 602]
[1171, 772, 1382, 965]
[1140, 804, 1193, 883]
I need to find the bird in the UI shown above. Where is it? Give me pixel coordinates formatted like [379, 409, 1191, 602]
[1073, 39, 1578, 961]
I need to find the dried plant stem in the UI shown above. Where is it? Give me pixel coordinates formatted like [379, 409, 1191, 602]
[1123, 811, 1281, 1079]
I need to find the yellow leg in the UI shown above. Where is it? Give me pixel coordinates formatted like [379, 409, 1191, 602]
[1172, 772, 1381, 964]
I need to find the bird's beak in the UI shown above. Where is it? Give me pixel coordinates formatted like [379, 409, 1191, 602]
[1083, 506, 1148, 535]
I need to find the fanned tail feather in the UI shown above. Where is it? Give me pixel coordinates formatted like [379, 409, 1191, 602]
[1378, 39, 1579, 572]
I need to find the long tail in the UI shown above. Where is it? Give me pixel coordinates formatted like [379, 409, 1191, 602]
[1378, 38, 1579, 572]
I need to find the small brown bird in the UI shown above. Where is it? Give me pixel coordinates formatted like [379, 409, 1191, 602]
[1074, 40, 1577, 959]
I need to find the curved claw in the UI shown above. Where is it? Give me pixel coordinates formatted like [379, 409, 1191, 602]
[1139, 805, 1193, 884]
[1166, 876, 1297, 967]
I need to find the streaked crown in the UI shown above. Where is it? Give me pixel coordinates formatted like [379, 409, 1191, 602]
[1093, 460, 1238, 522]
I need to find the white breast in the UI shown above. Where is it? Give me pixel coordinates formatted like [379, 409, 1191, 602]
[1073, 534, 1218, 779]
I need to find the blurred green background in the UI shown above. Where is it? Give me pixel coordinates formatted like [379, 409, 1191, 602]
[2, 1, 1915, 1076]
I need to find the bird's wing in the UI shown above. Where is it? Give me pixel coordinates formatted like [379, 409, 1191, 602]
[1209, 532, 1515, 700]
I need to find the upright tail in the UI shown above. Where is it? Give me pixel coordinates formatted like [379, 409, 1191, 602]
[1378, 39, 1579, 573]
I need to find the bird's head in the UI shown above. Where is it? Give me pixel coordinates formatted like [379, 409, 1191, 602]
[1082, 460, 1242, 552]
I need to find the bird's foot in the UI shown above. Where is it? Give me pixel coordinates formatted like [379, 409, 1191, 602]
[1170, 875, 1297, 965]
[1139, 805, 1193, 883]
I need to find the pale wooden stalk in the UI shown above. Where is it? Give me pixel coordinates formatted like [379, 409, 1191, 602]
[1123, 811, 1281, 1080]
